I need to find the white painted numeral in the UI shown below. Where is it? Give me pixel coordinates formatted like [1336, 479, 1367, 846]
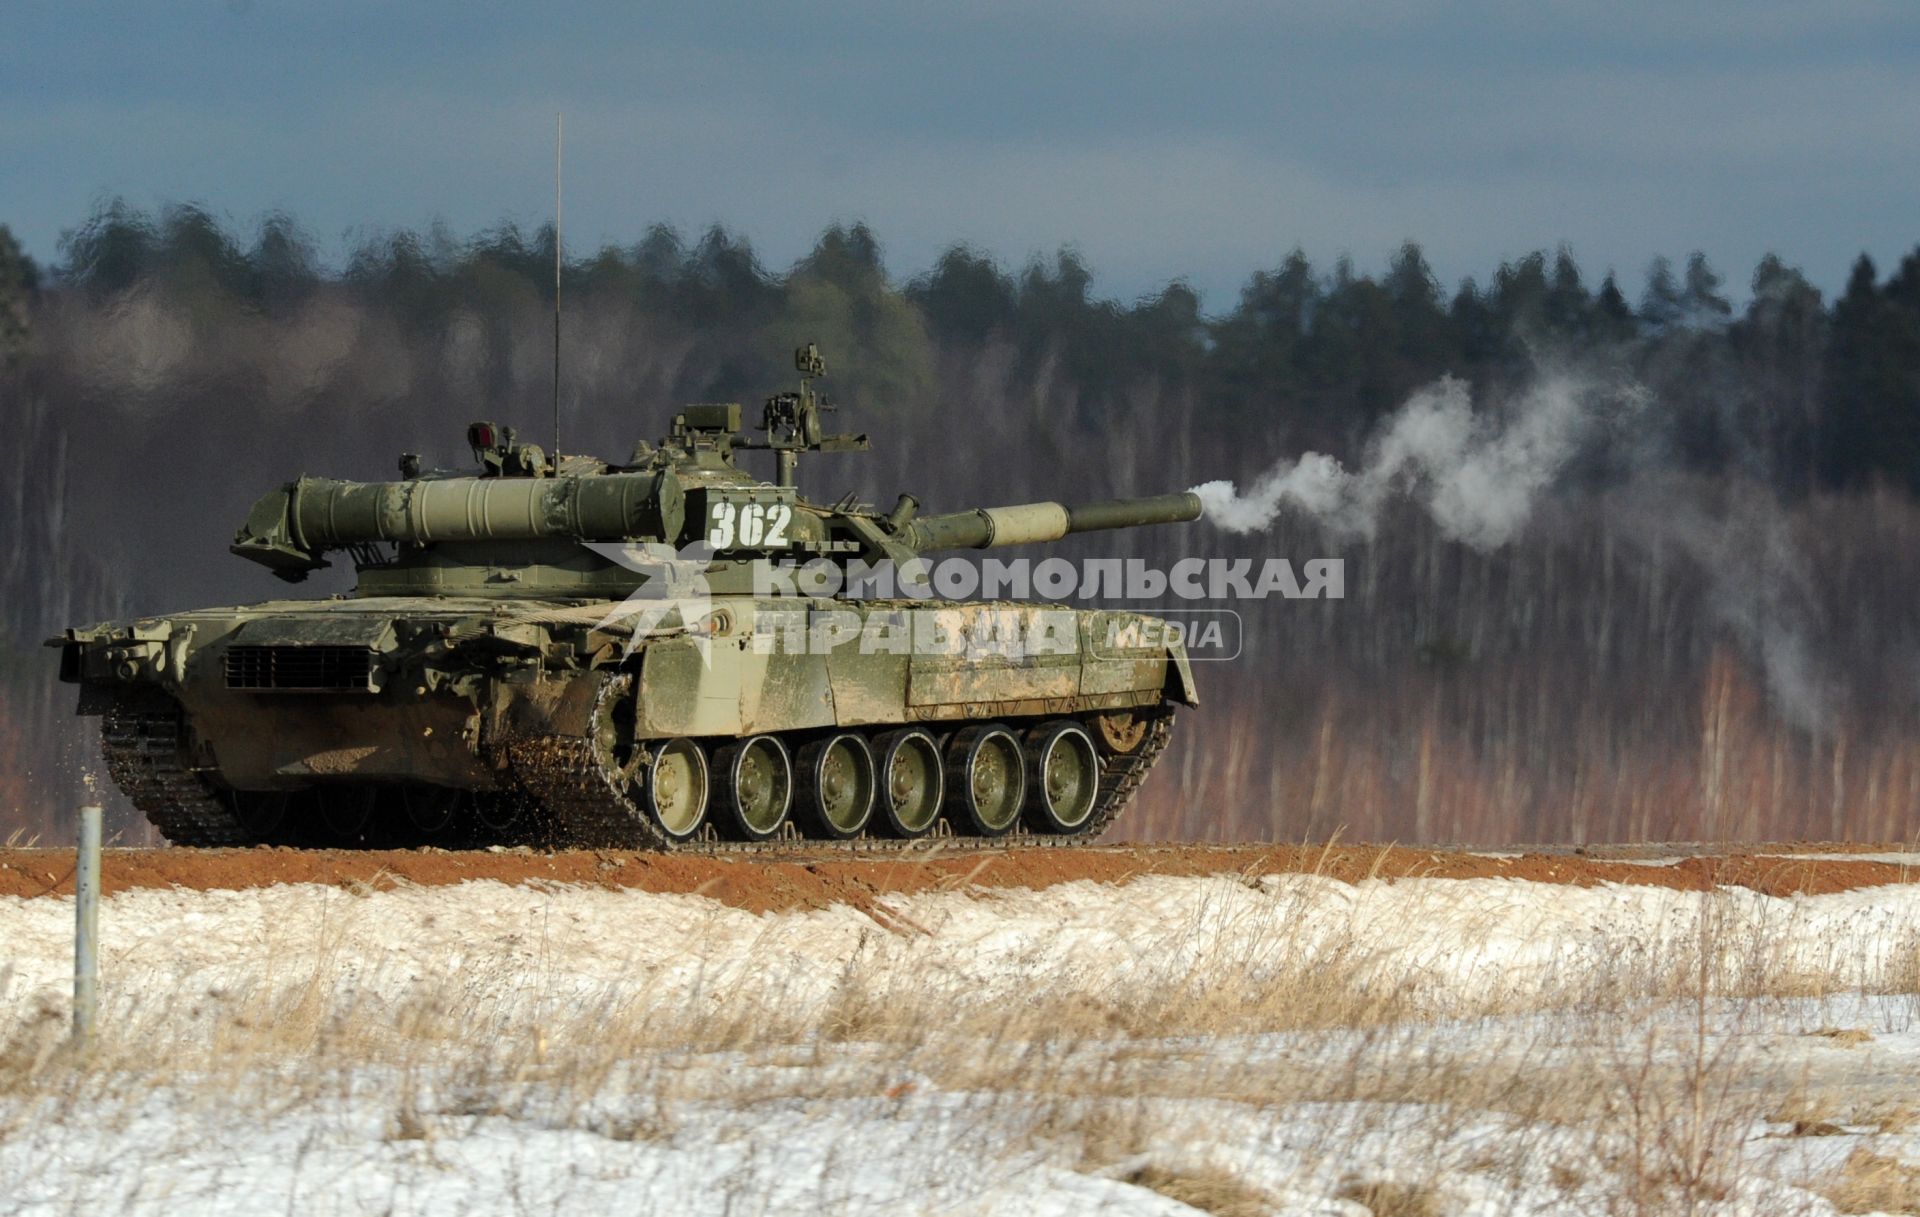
[765, 504, 792, 546]
[738, 502, 766, 546]
[707, 502, 736, 549]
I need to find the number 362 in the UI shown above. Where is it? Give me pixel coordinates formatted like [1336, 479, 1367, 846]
[707, 501, 792, 549]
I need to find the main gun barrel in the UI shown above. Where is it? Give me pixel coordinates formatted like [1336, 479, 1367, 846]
[904, 492, 1203, 553]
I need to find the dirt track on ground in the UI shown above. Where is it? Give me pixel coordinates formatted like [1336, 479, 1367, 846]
[1, 842, 1915, 912]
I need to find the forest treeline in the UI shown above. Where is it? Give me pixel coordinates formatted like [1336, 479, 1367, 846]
[2, 203, 1919, 843]
[14, 202, 1920, 492]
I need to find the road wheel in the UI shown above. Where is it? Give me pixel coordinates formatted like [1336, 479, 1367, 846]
[645, 738, 711, 842]
[318, 786, 378, 846]
[225, 790, 289, 843]
[872, 728, 943, 838]
[945, 724, 1026, 837]
[593, 676, 648, 792]
[1023, 721, 1102, 834]
[796, 732, 877, 839]
[401, 787, 462, 837]
[469, 791, 527, 842]
[713, 735, 792, 841]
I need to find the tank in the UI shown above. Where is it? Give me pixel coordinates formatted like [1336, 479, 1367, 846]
[53, 346, 1203, 850]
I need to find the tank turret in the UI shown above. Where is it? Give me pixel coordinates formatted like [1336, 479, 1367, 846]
[230, 343, 1203, 594]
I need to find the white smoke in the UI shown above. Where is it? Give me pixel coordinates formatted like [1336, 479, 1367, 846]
[1193, 370, 1836, 731]
[1193, 373, 1634, 551]
[1620, 481, 1834, 732]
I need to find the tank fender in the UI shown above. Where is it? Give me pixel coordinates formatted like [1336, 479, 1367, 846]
[1164, 645, 1200, 707]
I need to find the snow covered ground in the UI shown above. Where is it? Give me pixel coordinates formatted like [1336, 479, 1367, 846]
[2, 874, 1919, 1214]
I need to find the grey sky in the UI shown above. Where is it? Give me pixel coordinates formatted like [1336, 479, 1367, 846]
[5, 1, 1917, 310]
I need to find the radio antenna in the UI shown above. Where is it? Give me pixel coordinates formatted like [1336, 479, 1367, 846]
[551, 111, 563, 469]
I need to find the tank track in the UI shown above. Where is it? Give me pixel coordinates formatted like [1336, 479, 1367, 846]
[100, 700, 254, 846]
[502, 675, 677, 849]
[98, 687, 1175, 853]
[506, 708, 1174, 854]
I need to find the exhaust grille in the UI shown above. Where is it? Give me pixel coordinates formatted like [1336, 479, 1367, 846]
[224, 645, 376, 692]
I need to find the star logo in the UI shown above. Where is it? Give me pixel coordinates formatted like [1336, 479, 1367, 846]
[584, 540, 722, 665]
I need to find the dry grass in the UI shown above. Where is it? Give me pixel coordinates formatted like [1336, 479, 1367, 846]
[1818, 1150, 1920, 1215]
[1336, 1178, 1450, 1217]
[1808, 1026, 1875, 1046]
[1127, 1165, 1275, 1216]
[0, 878, 1913, 1213]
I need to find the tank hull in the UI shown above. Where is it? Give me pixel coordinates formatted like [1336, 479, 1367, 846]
[61, 594, 1194, 848]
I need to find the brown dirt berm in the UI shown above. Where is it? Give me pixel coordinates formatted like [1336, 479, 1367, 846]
[0, 843, 1914, 913]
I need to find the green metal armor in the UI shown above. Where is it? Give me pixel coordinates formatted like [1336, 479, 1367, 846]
[55, 346, 1203, 850]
